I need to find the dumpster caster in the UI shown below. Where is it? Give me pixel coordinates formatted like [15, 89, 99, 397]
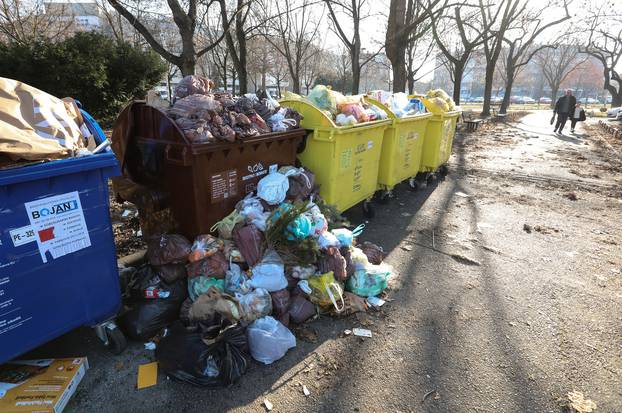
[408, 178, 418, 192]
[95, 321, 127, 355]
[377, 190, 391, 204]
[362, 200, 375, 219]
[438, 164, 449, 176]
[427, 173, 438, 185]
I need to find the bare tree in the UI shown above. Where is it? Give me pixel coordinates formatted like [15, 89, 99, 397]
[385, 0, 448, 92]
[324, 0, 381, 94]
[0, 0, 74, 44]
[259, 0, 323, 94]
[107, 0, 239, 75]
[405, 31, 437, 94]
[582, 8, 622, 106]
[497, 0, 571, 113]
[478, 0, 527, 116]
[535, 43, 586, 106]
[267, 50, 289, 96]
[431, 1, 487, 104]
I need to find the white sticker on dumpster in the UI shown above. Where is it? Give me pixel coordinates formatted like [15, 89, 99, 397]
[24, 191, 91, 263]
[9, 225, 36, 247]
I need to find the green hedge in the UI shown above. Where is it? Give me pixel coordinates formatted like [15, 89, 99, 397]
[0, 32, 166, 124]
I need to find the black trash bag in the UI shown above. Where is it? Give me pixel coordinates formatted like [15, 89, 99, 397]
[119, 274, 188, 341]
[156, 321, 250, 388]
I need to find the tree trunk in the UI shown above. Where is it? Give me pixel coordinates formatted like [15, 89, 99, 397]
[180, 57, 195, 76]
[385, 0, 407, 93]
[500, 78, 514, 114]
[452, 61, 465, 105]
[292, 74, 300, 94]
[481, 62, 495, 116]
[550, 85, 559, 107]
[390, 52, 407, 93]
[351, 47, 361, 94]
[500, 65, 515, 114]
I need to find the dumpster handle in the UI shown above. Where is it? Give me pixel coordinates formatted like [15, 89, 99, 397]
[165, 145, 190, 166]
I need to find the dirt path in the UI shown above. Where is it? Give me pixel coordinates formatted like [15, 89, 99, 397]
[39, 111, 622, 412]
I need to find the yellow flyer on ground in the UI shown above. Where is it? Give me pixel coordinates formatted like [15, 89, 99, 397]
[0, 358, 88, 413]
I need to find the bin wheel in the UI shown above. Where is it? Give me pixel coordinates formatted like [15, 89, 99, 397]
[362, 200, 375, 219]
[427, 173, 438, 185]
[408, 178, 418, 192]
[105, 326, 127, 355]
[438, 165, 449, 176]
[378, 190, 391, 204]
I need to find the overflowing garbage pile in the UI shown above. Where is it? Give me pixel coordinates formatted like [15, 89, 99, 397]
[166, 75, 302, 143]
[0, 77, 106, 167]
[288, 84, 388, 126]
[421, 89, 457, 114]
[368, 90, 427, 118]
[119, 166, 392, 388]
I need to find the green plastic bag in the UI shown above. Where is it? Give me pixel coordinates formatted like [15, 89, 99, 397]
[307, 85, 340, 115]
[345, 264, 392, 297]
[188, 276, 225, 301]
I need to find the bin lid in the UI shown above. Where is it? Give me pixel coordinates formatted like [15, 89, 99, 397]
[0, 151, 119, 187]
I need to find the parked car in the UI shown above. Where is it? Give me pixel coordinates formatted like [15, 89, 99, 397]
[473, 96, 484, 103]
[491, 96, 504, 104]
[539, 97, 552, 104]
[607, 107, 622, 118]
[581, 97, 599, 104]
[510, 95, 525, 104]
[522, 97, 536, 104]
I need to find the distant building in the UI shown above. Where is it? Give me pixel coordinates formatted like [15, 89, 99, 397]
[44, 1, 102, 33]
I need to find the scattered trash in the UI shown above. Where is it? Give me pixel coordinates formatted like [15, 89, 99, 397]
[449, 253, 481, 266]
[421, 389, 437, 403]
[401, 244, 414, 251]
[455, 191, 469, 198]
[563, 192, 578, 201]
[302, 384, 311, 396]
[566, 391, 597, 413]
[0, 358, 88, 412]
[352, 328, 372, 338]
[137, 362, 158, 390]
[344, 329, 352, 335]
[144, 342, 156, 350]
[264, 399, 274, 411]
[366, 296, 386, 307]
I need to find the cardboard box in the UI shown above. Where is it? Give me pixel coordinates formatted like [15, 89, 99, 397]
[0, 358, 88, 413]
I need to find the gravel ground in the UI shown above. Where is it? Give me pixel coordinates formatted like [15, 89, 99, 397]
[27, 112, 621, 413]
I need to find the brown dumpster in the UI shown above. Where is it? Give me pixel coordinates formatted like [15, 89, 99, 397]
[111, 101, 306, 239]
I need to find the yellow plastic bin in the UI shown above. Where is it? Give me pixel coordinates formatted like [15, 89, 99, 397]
[280, 98, 390, 216]
[365, 97, 432, 196]
[420, 110, 461, 173]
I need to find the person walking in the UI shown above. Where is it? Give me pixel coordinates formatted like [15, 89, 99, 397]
[570, 102, 586, 133]
[553, 89, 577, 134]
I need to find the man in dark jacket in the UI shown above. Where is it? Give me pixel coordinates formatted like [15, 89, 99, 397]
[553, 89, 577, 134]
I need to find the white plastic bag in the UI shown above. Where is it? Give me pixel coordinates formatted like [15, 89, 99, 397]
[224, 264, 250, 295]
[249, 250, 287, 292]
[257, 172, 290, 205]
[246, 316, 296, 364]
[236, 288, 272, 322]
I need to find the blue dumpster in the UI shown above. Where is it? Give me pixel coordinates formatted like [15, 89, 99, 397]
[0, 109, 124, 363]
